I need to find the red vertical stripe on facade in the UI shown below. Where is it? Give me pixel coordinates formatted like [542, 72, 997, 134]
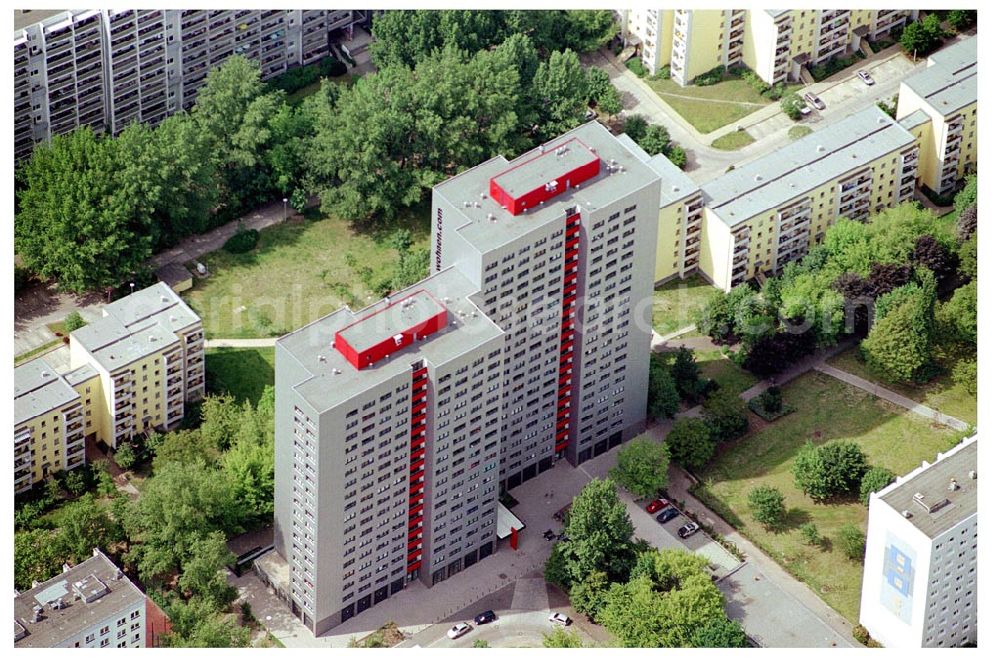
[555, 212, 581, 457]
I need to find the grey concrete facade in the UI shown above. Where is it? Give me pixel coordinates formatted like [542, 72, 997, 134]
[13, 9, 370, 161]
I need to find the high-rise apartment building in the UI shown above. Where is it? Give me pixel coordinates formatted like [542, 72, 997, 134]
[859, 435, 977, 648]
[15, 549, 148, 648]
[699, 106, 920, 291]
[618, 8, 917, 85]
[273, 121, 660, 634]
[896, 36, 977, 195]
[13, 283, 204, 493]
[13, 9, 370, 161]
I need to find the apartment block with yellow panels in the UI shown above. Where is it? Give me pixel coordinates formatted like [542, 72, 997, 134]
[69, 282, 205, 449]
[619, 8, 674, 75]
[699, 106, 920, 291]
[896, 36, 977, 195]
[14, 359, 87, 494]
[615, 132, 704, 282]
[669, 9, 746, 85]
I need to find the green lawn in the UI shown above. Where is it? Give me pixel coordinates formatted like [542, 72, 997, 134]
[827, 346, 976, 426]
[651, 275, 719, 336]
[183, 205, 430, 339]
[14, 338, 65, 365]
[645, 75, 801, 134]
[788, 125, 813, 140]
[693, 371, 957, 622]
[695, 349, 757, 395]
[711, 130, 755, 150]
[206, 347, 276, 405]
[285, 72, 360, 106]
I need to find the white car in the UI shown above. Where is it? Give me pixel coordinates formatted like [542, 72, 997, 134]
[447, 622, 473, 639]
[548, 612, 572, 626]
[857, 69, 875, 85]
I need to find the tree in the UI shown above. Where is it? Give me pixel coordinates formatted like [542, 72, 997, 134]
[867, 262, 914, 298]
[543, 627, 586, 648]
[199, 393, 241, 451]
[64, 469, 87, 497]
[543, 542, 573, 590]
[621, 115, 649, 141]
[859, 466, 896, 506]
[947, 10, 975, 30]
[936, 281, 976, 346]
[957, 205, 976, 242]
[638, 124, 671, 156]
[562, 479, 636, 583]
[747, 485, 786, 529]
[952, 358, 976, 396]
[837, 525, 866, 561]
[64, 311, 86, 332]
[670, 347, 701, 401]
[911, 234, 956, 280]
[647, 354, 680, 418]
[584, 67, 613, 107]
[124, 461, 238, 582]
[862, 288, 933, 383]
[15, 529, 68, 590]
[900, 18, 939, 57]
[114, 444, 137, 470]
[220, 406, 275, 528]
[630, 549, 710, 593]
[569, 570, 610, 620]
[664, 417, 715, 470]
[792, 440, 870, 501]
[781, 93, 805, 120]
[54, 493, 119, 562]
[178, 532, 238, 610]
[667, 146, 687, 169]
[162, 597, 251, 647]
[562, 10, 617, 53]
[15, 128, 153, 292]
[609, 437, 670, 498]
[691, 617, 747, 647]
[703, 388, 748, 442]
[153, 428, 219, 471]
[760, 386, 783, 413]
[533, 49, 590, 140]
[954, 175, 977, 214]
[958, 232, 976, 281]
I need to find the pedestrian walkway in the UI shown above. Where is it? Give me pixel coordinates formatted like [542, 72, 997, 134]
[815, 361, 969, 431]
[205, 338, 278, 348]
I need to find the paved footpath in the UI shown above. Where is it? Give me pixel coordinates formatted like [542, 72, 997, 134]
[815, 361, 969, 431]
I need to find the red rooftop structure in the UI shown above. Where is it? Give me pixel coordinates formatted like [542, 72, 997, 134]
[489, 138, 601, 216]
[334, 290, 448, 370]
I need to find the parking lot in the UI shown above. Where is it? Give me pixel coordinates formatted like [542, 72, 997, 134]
[630, 496, 743, 577]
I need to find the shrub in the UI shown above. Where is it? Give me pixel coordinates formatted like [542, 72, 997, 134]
[956, 205, 976, 242]
[781, 94, 803, 120]
[760, 386, 782, 413]
[637, 124, 671, 156]
[665, 417, 715, 470]
[703, 388, 748, 442]
[472, 639, 489, 648]
[954, 175, 977, 214]
[667, 145, 687, 169]
[800, 522, 823, 547]
[223, 225, 260, 254]
[792, 440, 870, 501]
[877, 94, 898, 118]
[859, 466, 896, 506]
[740, 69, 770, 94]
[621, 115, 649, 141]
[64, 311, 86, 332]
[837, 524, 866, 561]
[693, 65, 726, 86]
[626, 58, 646, 78]
[114, 444, 137, 470]
[747, 485, 785, 529]
[952, 358, 976, 395]
[947, 10, 975, 31]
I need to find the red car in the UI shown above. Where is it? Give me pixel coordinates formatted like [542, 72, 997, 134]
[645, 498, 669, 514]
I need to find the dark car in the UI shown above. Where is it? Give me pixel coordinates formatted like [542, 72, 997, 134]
[475, 610, 498, 625]
[656, 506, 681, 524]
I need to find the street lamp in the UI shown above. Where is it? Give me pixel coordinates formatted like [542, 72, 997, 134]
[129, 281, 135, 294]
[283, 197, 288, 222]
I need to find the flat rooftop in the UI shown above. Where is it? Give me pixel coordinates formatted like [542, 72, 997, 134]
[702, 106, 915, 227]
[434, 121, 660, 253]
[13, 9, 67, 32]
[878, 436, 978, 539]
[491, 137, 599, 202]
[337, 290, 446, 354]
[903, 36, 977, 116]
[278, 267, 505, 415]
[898, 108, 931, 131]
[14, 550, 146, 648]
[15, 358, 79, 426]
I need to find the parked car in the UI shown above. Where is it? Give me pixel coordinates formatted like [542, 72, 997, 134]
[584, 108, 598, 121]
[475, 610, 498, 625]
[656, 506, 681, 524]
[678, 522, 701, 539]
[447, 622, 473, 639]
[645, 498, 670, 514]
[798, 103, 811, 116]
[549, 612, 572, 626]
[803, 92, 825, 110]
[857, 69, 875, 85]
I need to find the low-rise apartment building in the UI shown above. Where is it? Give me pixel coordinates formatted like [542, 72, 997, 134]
[13, 283, 204, 493]
[13, 9, 370, 162]
[273, 121, 660, 634]
[15, 549, 148, 648]
[699, 106, 919, 291]
[619, 8, 917, 85]
[860, 435, 977, 648]
[896, 36, 977, 195]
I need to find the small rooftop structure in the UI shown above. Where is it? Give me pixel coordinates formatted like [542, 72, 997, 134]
[489, 138, 601, 215]
[334, 290, 448, 370]
[14, 550, 146, 648]
[877, 435, 977, 539]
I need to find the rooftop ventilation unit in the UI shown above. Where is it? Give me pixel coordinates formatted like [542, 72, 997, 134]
[393, 333, 404, 346]
[754, 174, 763, 182]
[31, 605, 42, 623]
[948, 478, 960, 491]
[902, 510, 913, 519]
[969, 470, 977, 480]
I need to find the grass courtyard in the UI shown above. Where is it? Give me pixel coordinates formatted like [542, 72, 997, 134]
[644, 75, 802, 134]
[205, 347, 276, 405]
[695, 349, 757, 396]
[692, 370, 958, 622]
[651, 275, 719, 336]
[827, 346, 976, 426]
[183, 205, 430, 339]
[710, 129, 756, 150]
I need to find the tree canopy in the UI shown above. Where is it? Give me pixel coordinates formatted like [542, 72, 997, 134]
[792, 440, 870, 501]
[609, 437, 670, 498]
[664, 417, 715, 470]
[560, 479, 637, 583]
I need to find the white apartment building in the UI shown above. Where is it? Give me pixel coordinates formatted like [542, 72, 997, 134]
[15, 549, 147, 648]
[272, 121, 660, 635]
[13, 9, 369, 161]
[860, 436, 977, 648]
